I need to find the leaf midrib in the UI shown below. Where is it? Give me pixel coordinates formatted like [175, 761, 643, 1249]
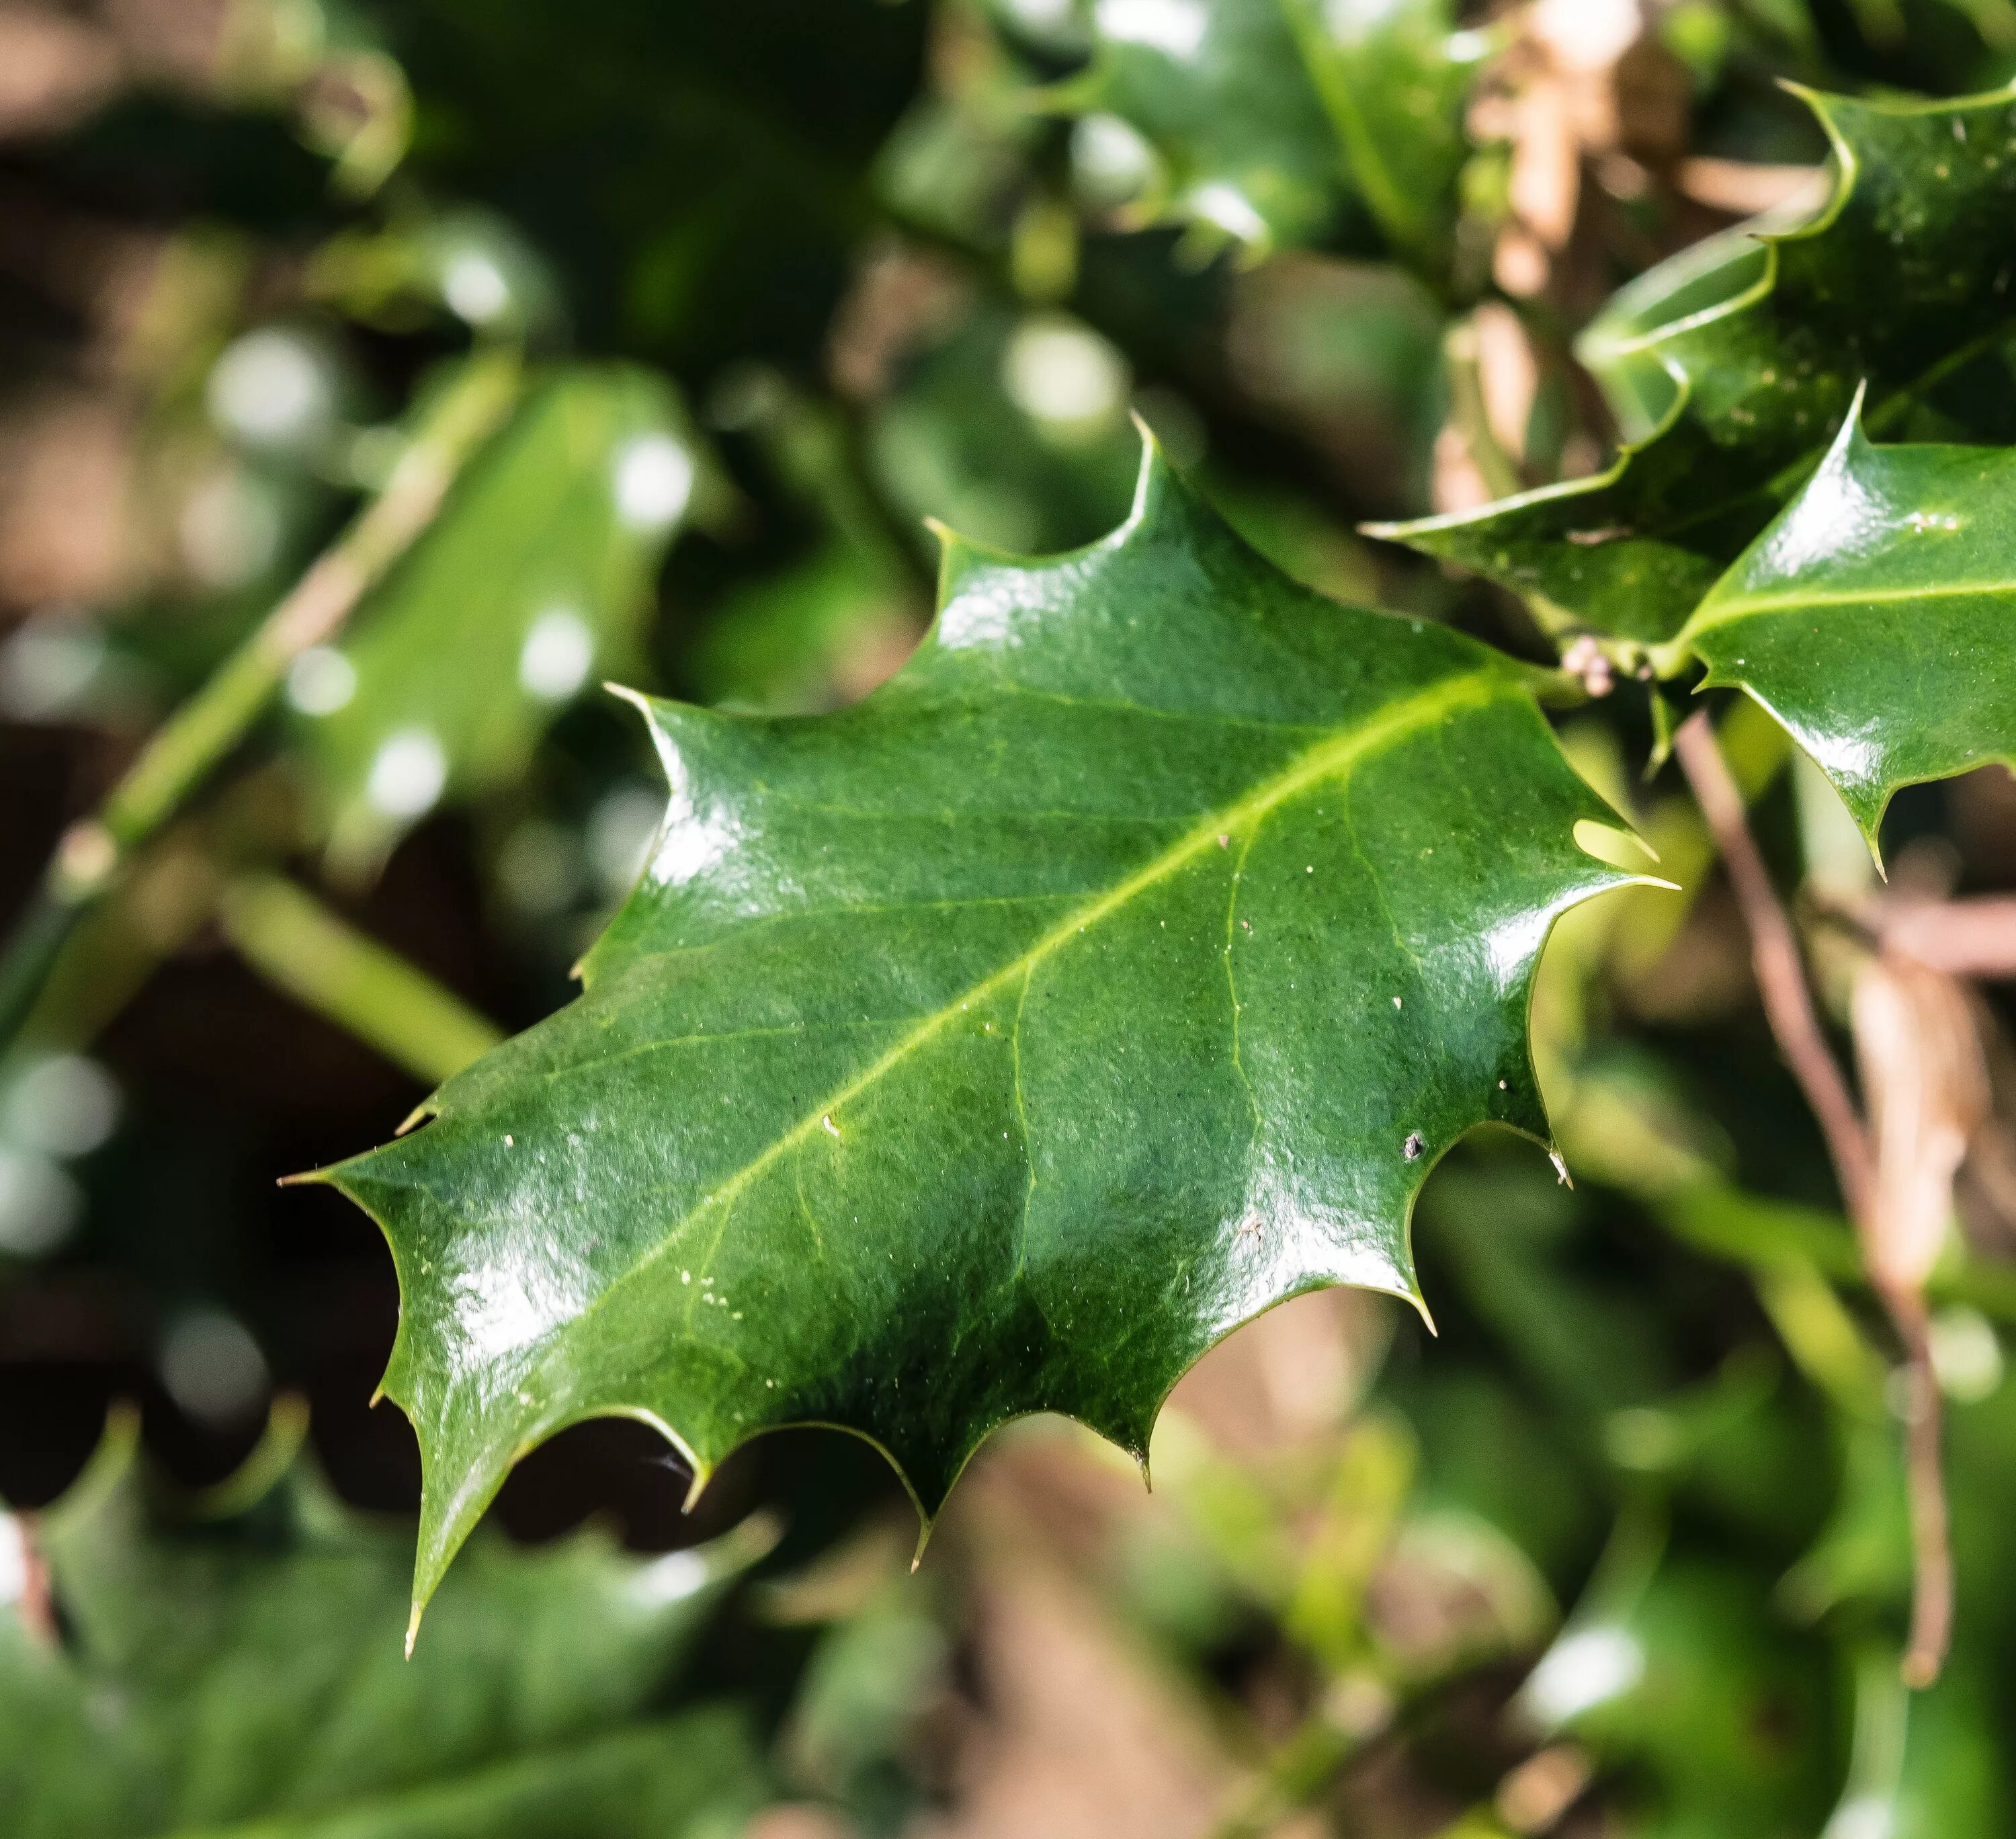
[1688, 574, 2016, 636]
[515, 665, 1506, 1376]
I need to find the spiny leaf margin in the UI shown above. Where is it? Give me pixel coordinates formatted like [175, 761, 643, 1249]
[1680, 395, 2016, 843]
[321, 436, 1644, 1623]
[1370, 79, 2016, 648]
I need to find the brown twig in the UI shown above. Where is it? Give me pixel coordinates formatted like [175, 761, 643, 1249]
[1673, 710, 1949, 1688]
[1886, 1290, 1954, 1688]
[1672, 712, 1874, 1215]
[1876, 897, 2016, 981]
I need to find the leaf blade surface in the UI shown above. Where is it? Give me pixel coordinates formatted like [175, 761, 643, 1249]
[329, 445, 1634, 1608]
[1681, 410, 2016, 838]
[1374, 84, 2016, 645]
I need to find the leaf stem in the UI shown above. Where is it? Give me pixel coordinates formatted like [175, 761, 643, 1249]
[1673, 709, 1949, 1688]
[217, 874, 504, 1087]
[0, 350, 521, 1054]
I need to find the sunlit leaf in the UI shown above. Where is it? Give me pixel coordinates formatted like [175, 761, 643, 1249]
[1681, 409, 2016, 840]
[1374, 83, 2016, 645]
[323, 439, 1635, 1610]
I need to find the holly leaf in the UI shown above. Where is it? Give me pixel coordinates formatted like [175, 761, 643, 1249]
[1372, 83, 2016, 646]
[1063, 0, 1480, 257]
[296, 364, 701, 878]
[1680, 405, 2016, 841]
[0, 1410, 770, 1838]
[321, 441, 1638, 1615]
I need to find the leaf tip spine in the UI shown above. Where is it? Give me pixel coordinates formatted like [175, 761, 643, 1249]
[601, 680, 655, 721]
[1125, 411, 1167, 524]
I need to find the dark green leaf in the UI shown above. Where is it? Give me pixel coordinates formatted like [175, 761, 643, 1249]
[1374, 83, 2016, 645]
[297, 365, 700, 877]
[1071, 0, 1339, 249]
[1063, 0, 1478, 257]
[1682, 409, 2016, 840]
[1277, 0, 1482, 268]
[0, 1414, 769, 1838]
[324, 440, 1634, 1611]
[1523, 1561, 1835, 1832]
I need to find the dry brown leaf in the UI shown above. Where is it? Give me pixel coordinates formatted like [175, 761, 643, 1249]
[829, 241, 973, 403]
[1676, 159, 1829, 218]
[746, 1809, 855, 1839]
[0, 391, 136, 611]
[1163, 1286, 1384, 1456]
[912, 1499, 1244, 1839]
[1853, 954, 1992, 1296]
[1474, 303, 1539, 465]
[99, 0, 229, 87]
[0, 5, 120, 138]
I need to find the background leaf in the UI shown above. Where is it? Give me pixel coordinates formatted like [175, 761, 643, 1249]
[0, 1413, 769, 1838]
[296, 364, 701, 878]
[1061, 0, 1477, 258]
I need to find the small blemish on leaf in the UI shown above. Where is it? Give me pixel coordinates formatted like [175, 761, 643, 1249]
[1404, 1133, 1424, 1160]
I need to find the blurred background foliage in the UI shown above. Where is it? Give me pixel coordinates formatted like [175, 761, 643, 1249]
[3, 0, 2016, 1833]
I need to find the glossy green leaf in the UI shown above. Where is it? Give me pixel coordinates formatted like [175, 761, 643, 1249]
[1374, 83, 2016, 645]
[0, 1414, 769, 1839]
[297, 364, 699, 876]
[323, 438, 1636, 1612]
[1064, 0, 1479, 257]
[1682, 408, 2016, 840]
